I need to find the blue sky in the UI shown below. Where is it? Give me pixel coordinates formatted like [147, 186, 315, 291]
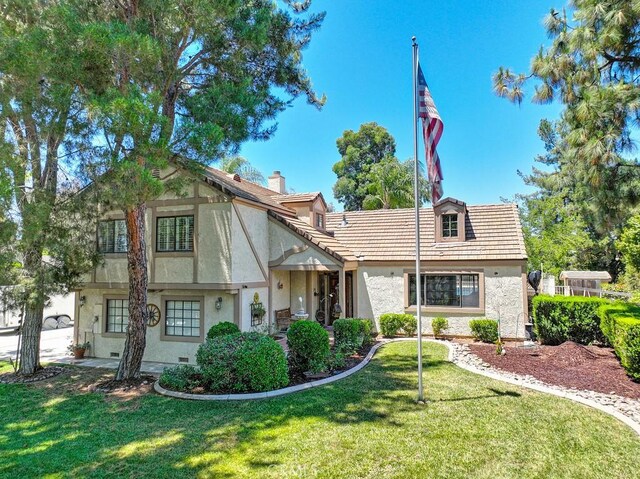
[240, 0, 564, 208]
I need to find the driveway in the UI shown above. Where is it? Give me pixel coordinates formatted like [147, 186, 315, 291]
[0, 326, 73, 363]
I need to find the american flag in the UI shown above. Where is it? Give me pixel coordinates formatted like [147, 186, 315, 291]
[417, 61, 444, 203]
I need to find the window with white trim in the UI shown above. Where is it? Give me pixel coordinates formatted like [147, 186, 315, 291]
[157, 215, 194, 252]
[165, 299, 201, 337]
[409, 273, 480, 308]
[106, 298, 129, 333]
[98, 219, 127, 253]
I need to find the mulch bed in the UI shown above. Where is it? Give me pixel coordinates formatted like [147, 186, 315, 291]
[468, 341, 640, 399]
[0, 366, 65, 384]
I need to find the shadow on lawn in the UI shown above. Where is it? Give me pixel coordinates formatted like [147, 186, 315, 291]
[0, 342, 488, 478]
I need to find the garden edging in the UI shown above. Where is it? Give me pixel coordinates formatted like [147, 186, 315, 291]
[153, 337, 640, 436]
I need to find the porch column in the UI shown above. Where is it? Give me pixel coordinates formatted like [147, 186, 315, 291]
[339, 268, 346, 319]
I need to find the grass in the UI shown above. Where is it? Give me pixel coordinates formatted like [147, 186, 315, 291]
[1, 341, 639, 478]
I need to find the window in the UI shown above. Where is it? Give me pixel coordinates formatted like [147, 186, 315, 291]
[106, 298, 129, 333]
[409, 273, 480, 308]
[165, 299, 201, 337]
[442, 214, 458, 238]
[157, 215, 194, 252]
[98, 220, 127, 253]
[316, 213, 324, 229]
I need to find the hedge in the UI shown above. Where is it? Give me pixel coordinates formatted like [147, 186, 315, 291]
[532, 295, 609, 345]
[206, 321, 240, 339]
[287, 320, 330, 374]
[196, 332, 288, 393]
[469, 319, 499, 343]
[599, 303, 640, 381]
[333, 318, 373, 354]
[380, 313, 417, 337]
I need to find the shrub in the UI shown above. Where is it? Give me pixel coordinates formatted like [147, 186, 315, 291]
[379, 313, 401, 337]
[207, 321, 240, 339]
[402, 315, 417, 336]
[287, 320, 330, 374]
[532, 295, 609, 345]
[159, 365, 202, 392]
[469, 319, 499, 343]
[334, 318, 365, 354]
[359, 318, 374, 346]
[432, 316, 449, 337]
[599, 303, 640, 381]
[196, 332, 288, 393]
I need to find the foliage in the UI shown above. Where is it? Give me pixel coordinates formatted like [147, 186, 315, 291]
[0, 0, 101, 373]
[326, 350, 348, 371]
[401, 315, 417, 336]
[379, 313, 403, 337]
[495, 1, 640, 278]
[67, 342, 91, 354]
[206, 322, 240, 340]
[432, 316, 449, 337]
[286, 320, 330, 374]
[379, 313, 416, 337]
[599, 303, 640, 381]
[332, 123, 397, 211]
[220, 156, 266, 185]
[333, 318, 371, 354]
[532, 295, 609, 345]
[196, 332, 288, 393]
[469, 319, 499, 343]
[362, 158, 428, 210]
[3, 342, 640, 478]
[159, 365, 202, 392]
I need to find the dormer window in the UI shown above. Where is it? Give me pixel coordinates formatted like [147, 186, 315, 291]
[434, 197, 467, 243]
[316, 213, 324, 229]
[442, 214, 458, 238]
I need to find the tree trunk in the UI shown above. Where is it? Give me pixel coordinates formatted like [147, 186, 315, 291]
[115, 203, 148, 380]
[18, 303, 44, 375]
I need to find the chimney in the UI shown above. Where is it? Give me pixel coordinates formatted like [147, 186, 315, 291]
[268, 170, 286, 194]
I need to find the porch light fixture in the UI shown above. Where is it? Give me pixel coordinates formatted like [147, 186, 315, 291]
[79, 295, 86, 307]
[215, 297, 223, 311]
[277, 281, 284, 290]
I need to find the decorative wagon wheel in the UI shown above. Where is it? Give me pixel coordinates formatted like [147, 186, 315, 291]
[146, 304, 161, 327]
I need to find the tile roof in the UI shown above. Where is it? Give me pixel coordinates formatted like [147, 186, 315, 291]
[202, 167, 296, 216]
[325, 204, 527, 262]
[271, 192, 323, 203]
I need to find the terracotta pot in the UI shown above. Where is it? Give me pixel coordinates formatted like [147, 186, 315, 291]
[73, 349, 86, 359]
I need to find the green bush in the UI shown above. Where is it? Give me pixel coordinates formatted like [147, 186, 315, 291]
[196, 332, 288, 393]
[599, 303, 640, 381]
[402, 315, 417, 336]
[159, 365, 202, 392]
[206, 321, 240, 339]
[469, 319, 499, 343]
[532, 295, 609, 345]
[333, 318, 367, 354]
[432, 316, 449, 337]
[359, 318, 374, 346]
[287, 320, 330, 374]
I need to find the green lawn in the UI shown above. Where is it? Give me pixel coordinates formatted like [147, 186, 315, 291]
[1, 341, 638, 478]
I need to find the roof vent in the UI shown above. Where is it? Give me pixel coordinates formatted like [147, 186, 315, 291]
[233, 173, 241, 182]
[340, 214, 349, 227]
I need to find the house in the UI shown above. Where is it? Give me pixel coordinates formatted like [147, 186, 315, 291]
[73, 166, 528, 364]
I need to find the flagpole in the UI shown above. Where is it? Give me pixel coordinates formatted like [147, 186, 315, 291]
[412, 36, 424, 403]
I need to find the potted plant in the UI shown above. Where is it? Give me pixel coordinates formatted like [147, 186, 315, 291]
[68, 341, 91, 359]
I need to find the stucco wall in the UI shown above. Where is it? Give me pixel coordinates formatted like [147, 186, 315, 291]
[271, 270, 291, 312]
[356, 264, 526, 339]
[197, 203, 232, 283]
[77, 288, 237, 364]
[232, 204, 269, 283]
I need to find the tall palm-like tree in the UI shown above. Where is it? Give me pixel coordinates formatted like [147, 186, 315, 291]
[363, 158, 429, 210]
[220, 156, 266, 185]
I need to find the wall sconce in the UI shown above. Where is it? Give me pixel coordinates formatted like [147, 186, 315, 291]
[313, 288, 318, 297]
[215, 297, 223, 311]
[277, 281, 283, 290]
[79, 295, 86, 307]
